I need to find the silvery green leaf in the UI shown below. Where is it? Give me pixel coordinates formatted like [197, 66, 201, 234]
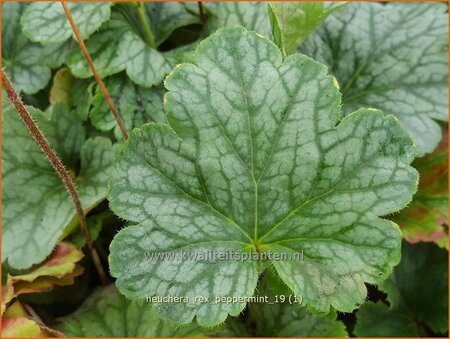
[205, 2, 272, 38]
[90, 74, 165, 138]
[21, 2, 111, 45]
[66, 11, 129, 79]
[144, 2, 201, 46]
[118, 31, 171, 88]
[300, 2, 448, 156]
[249, 285, 347, 337]
[3, 3, 50, 94]
[2, 103, 117, 269]
[66, 8, 172, 88]
[108, 27, 417, 327]
[57, 285, 206, 337]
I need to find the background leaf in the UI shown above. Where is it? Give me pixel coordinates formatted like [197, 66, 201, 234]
[268, 2, 343, 56]
[117, 2, 201, 46]
[68, 212, 111, 249]
[205, 2, 272, 38]
[117, 31, 171, 87]
[57, 285, 205, 337]
[2, 301, 64, 338]
[249, 284, 347, 337]
[49, 68, 94, 121]
[2, 103, 116, 269]
[355, 242, 449, 336]
[394, 130, 448, 248]
[50, 68, 75, 106]
[90, 74, 165, 138]
[66, 11, 129, 79]
[3, 3, 51, 94]
[2, 243, 84, 313]
[21, 2, 111, 45]
[2, 317, 42, 338]
[300, 2, 448, 156]
[66, 4, 201, 88]
[355, 302, 418, 337]
[213, 318, 252, 337]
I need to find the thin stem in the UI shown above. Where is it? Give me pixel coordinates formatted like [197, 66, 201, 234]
[198, 1, 205, 24]
[136, 1, 156, 48]
[2, 71, 109, 286]
[60, 0, 128, 140]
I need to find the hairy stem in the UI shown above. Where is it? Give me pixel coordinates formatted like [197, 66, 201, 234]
[60, 0, 129, 140]
[2, 70, 109, 286]
[136, 2, 156, 48]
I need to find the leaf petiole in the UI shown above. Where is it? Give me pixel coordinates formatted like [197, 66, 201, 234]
[198, 1, 205, 24]
[136, 2, 156, 48]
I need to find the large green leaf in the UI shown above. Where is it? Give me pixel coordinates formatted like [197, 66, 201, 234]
[90, 74, 165, 138]
[57, 285, 205, 337]
[355, 242, 448, 336]
[205, 2, 272, 38]
[108, 27, 417, 327]
[268, 2, 344, 56]
[249, 286, 347, 337]
[3, 3, 51, 94]
[300, 3, 448, 156]
[2, 103, 117, 269]
[21, 2, 111, 45]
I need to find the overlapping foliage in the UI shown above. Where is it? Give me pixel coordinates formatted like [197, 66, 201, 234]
[2, 2, 448, 338]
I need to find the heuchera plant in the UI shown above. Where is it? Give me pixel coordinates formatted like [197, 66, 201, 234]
[2, 2, 448, 338]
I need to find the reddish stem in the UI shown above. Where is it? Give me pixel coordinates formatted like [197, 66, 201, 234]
[198, 1, 205, 24]
[60, 0, 129, 140]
